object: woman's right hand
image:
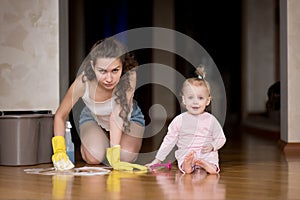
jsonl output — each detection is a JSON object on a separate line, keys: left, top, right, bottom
{"left": 52, "top": 136, "right": 74, "bottom": 171}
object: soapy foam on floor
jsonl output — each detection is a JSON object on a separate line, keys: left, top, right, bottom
{"left": 24, "top": 166, "right": 111, "bottom": 176}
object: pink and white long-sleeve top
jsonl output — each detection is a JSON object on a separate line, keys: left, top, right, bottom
{"left": 155, "top": 112, "right": 226, "bottom": 173}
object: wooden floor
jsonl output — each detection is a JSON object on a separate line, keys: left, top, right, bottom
{"left": 0, "top": 126, "right": 299, "bottom": 200}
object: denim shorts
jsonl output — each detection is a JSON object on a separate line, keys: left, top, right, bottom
{"left": 79, "top": 100, "right": 145, "bottom": 128}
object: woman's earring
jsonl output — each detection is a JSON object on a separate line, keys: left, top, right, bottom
{"left": 90, "top": 61, "right": 94, "bottom": 70}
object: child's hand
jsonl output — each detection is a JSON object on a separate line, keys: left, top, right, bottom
{"left": 201, "top": 143, "right": 214, "bottom": 153}
{"left": 145, "top": 159, "right": 161, "bottom": 168}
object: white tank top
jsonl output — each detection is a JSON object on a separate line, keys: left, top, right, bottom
{"left": 81, "top": 81, "right": 116, "bottom": 131}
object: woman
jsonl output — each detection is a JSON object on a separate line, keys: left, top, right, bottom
{"left": 52, "top": 38, "right": 146, "bottom": 171}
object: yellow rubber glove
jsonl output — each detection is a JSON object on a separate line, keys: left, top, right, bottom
{"left": 52, "top": 136, "right": 74, "bottom": 171}
{"left": 106, "top": 145, "right": 147, "bottom": 171}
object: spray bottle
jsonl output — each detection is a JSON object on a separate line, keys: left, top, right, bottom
{"left": 65, "top": 121, "right": 75, "bottom": 164}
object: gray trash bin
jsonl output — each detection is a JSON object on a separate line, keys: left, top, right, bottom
{"left": 0, "top": 111, "right": 54, "bottom": 166}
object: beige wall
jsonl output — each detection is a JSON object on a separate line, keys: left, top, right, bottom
{"left": 280, "top": 0, "right": 300, "bottom": 143}
{"left": 0, "top": 0, "right": 59, "bottom": 113}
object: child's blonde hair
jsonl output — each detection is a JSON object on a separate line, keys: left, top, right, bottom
{"left": 182, "top": 66, "right": 211, "bottom": 95}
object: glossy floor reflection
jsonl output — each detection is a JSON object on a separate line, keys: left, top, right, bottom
{"left": 0, "top": 130, "right": 299, "bottom": 200}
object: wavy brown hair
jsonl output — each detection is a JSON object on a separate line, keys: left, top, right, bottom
{"left": 82, "top": 37, "right": 138, "bottom": 132}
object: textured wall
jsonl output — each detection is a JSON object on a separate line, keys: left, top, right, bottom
{"left": 287, "top": 0, "right": 300, "bottom": 141}
{"left": 243, "top": 0, "right": 277, "bottom": 113}
{"left": 0, "top": 0, "right": 59, "bottom": 113}
{"left": 280, "top": 0, "right": 300, "bottom": 143}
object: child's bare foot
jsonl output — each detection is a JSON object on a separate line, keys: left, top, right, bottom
{"left": 182, "top": 151, "right": 195, "bottom": 174}
{"left": 194, "top": 159, "right": 218, "bottom": 174}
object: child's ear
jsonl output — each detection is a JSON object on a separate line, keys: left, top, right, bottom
{"left": 182, "top": 96, "right": 186, "bottom": 105}
{"left": 206, "top": 96, "right": 211, "bottom": 106}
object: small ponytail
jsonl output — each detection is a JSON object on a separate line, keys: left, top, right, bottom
{"left": 195, "top": 66, "right": 206, "bottom": 80}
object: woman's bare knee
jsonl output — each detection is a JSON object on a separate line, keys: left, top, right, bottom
{"left": 79, "top": 121, "right": 109, "bottom": 164}
{"left": 120, "top": 150, "right": 139, "bottom": 162}
{"left": 120, "top": 130, "right": 143, "bottom": 162}
{"left": 120, "top": 138, "right": 142, "bottom": 162}
{"left": 81, "top": 145, "right": 104, "bottom": 164}
{"left": 84, "top": 157, "right": 101, "bottom": 165}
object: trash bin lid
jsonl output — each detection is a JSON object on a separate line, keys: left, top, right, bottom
{"left": 0, "top": 110, "right": 53, "bottom": 119}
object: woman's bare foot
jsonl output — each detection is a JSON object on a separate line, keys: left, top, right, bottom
{"left": 194, "top": 159, "right": 218, "bottom": 174}
{"left": 182, "top": 151, "right": 195, "bottom": 174}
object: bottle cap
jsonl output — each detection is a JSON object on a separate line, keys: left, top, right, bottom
{"left": 66, "top": 121, "right": 72, "bottom": 129}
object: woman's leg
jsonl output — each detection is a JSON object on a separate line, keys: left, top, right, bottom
{"left": 120, "top": 122, "right": 144, "bottom": 162}
{"left": 80, "top": 121, "right": 110, "bottom": 164}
